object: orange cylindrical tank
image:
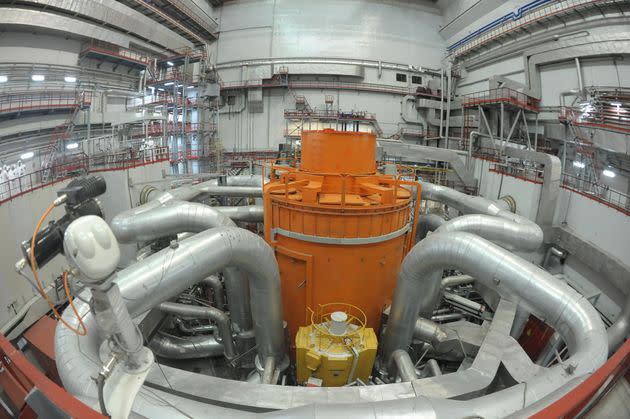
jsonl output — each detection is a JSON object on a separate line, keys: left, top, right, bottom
{"left": 263, "top": 129, "right": 420, "bottom": 343}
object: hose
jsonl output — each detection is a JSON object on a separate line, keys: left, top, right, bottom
{"left": 30, "top": 201, "right": 87, "bottom": 335}
{"left": 96, "top": 375, "right": 110, "bottom": 417}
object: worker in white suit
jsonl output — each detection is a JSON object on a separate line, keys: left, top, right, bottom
{"left": 8, "top": 164, "right": 17, "bottom": 195}
{"left": 18, "top": 160, "right": 29, "bottom": 189}
{"left": 0, "top": 165, "right": 8, "bottom": 199}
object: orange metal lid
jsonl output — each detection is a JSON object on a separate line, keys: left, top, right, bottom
{"left": 300, "top": 129, "right": 376, "bottom": 175}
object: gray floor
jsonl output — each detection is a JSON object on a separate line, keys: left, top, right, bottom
{"left": 587, "top": 377, "right": 630, "bottom": 418}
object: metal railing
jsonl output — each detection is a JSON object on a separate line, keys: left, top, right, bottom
{"left": 0, "top": 147, "right": 169, "bottom": 206}
{"left": 0, "top": 91, "right": 91, "bottom": 115}
{"left": 284, "top": 109, "right": 377, "bottom": 121}
{"left": 80, "top": 40, "right": 151, "bottom": 66}
{"left": 473, "top": 148, "right": 629, "bottom": 216}
{"left": 559, "top": 105, "right": 630, "bottom": 135}
{"left": 562, "top": 173, "right": 630, "bottom": 215}
{"left": 449, "top": 0, "right": 613, "bottom": 58}
{"left": 129, "top": 122, "right": 216, "bottom": 138}
{"left": 220, "top": 79, "right": 441, "bottom": 98}
{"left": 462, "top": 88, "right": 540, "bottom": 112}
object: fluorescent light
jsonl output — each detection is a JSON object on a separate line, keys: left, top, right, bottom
{"left": 157, "top": 88, "right": 165, "bottom": 92}
{"left": 611, "top": 102, "right": 622, "bottom": 107}
{"left": 31, "top": 74, "right": 45, "bottom": 82}
{"left": 167, "top": 61, "right": 174, "bottom": 66}
{"left": 187, "top": 85, "right": 195, "bottom": 89}
{"left": 66, "top": 142, "right": 79, "bottom": 150}
{"left": 64, "top": 76, "right": 77, "bottom": 83}
{"left": 164, "top": 82, "right": 175, "bottom": 86}
{"left": 20, "top": 151, "right": 34, "bottom": 159}
{"left": 602, "top": 169, "right": 616, "bottom": 178}
{"left": 573, "top": 161, "right": 585, "bottom": 169}
{"left": 0, "top": 75, "right": 7, "bottom": 83}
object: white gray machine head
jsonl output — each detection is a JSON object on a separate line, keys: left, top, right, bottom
{"left": 63, "top": 215, "right": 120, "bottom": 284}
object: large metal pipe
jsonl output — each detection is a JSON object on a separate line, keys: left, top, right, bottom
{"left": 142, "top": 175, "right": 263, "bottom": 203}
{"left": 195, "top": 185, "right": 262, "bottom": 197}
{"left": 441, "top": 274, "right": 474, "bottom": 290}
{"left": 435, "top": 214, "right": 541, "bottom": 251}
{"left": 420, "top": 181, "right": 543, "bottom": 251}
{"left": 111, "top": 201, "right": 253, "bottom": 335}
{"left": 159, "top": 302, "right": 237, "bottom": 360}
{"left": 425, "top": 359, "right": 442, "bottom": 377}
{"left": 413, "top": 318, "right": 448, "bottom": 348}
{"left": 391, "top": 350, "right": 417, "bottom": 382}
{"left": 415, "top": 212, "right": 446, "bottom": 242}
{"left": 112, "top": 201, "right": 236, "bottom": 243}
{"left": 149, "top": 333, "right": 224, "bottom": 359}
{"left": 211, "top": 205, "right": 264, "bottom": 223}
{"left": 55, "top": 226, "right": 286, "bottom": 398}
{"left": 202, "top": 275, "right": 225, "bottom": 309}
{"left": 381, "top": 232, "right": 607, "bottom": 379}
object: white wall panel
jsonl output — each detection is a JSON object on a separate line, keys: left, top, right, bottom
{"left": 0, "top": 32, "right": 80, "bottom": 67}
{"left": 0, "top": 162, "right": 168, "bottom": 329}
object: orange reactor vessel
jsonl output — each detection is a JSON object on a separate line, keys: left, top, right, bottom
{"left": 263, "top": 129, "right": 420, "bottom": 343}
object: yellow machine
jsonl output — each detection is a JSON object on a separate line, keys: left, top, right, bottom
{"left": 295, "top": 304, "right": 378, "bottom": 387}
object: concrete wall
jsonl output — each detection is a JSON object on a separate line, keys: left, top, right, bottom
{"left": 474, "top": 157, "right": 630, "bottom": 317}
{"left": 214, "top": 0, "right": 446, "bottom": 152}
{"left": 0, "top": 161, "right": 168, "bottom": 330}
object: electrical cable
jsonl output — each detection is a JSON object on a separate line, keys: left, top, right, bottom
{"left": 96, "top": 375, "right": 110, "bottom": 417}
{"left": 30, "top": 201, "right": 87, "bottom": 335}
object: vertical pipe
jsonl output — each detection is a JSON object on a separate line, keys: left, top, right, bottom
{"left": 534, "top": 114, "right": 539, "bottom": 151}
{"left": 444, "top": 65, "right": 452, "bottom": 148}
{"left": 392, "top": 350, "right": 417, "bottom": 382}
{"left": 425, "top": 359, "right": 442, "bottom": 377}
{"left": 500, "top": 102, "right": 504, "bottom": 148}
{"left": 575, "top": 57, "right": 584, "bottom": 94}
{"left": 439, "top": 69, "right": 444, "bottom": 139}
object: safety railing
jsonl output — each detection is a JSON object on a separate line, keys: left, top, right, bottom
{"left": 0, "top": 91, "right": 91, "bottom": 115}
{"left": 559, "top": 105, "right": 630, "bottom": 135}
{"left": 562, "top": 173, "right": 630, "bottom": 216}
{"left": 448, "top": 0, "right": 611, "bottom": 58}
{"left": 220, "top": 79, "right": 441, "bottom": 98}
{"left": 0, "top": 147, "right": 169, "bottom": 206}
{"left": 462, "top": 88, "right": 540, "bottom": 112}
{"left": 79, "top": 40, "right": 151, "bottom": 66}
{"left": 284, "top": 109, "right": 377, "bottom": 121}
{"left": 489, "top": 160, "right": 545, "bottom": 185}
{"left": 136, "top": 95, "right": 198, "bottom": 109}
{"left": 159, "top": 46, "right": 208, "bottom": 64}
{"left": 472, "top": 148, "right": 629, "bottom": 216}
{"left": 129, "top": 122, "right": 216, "bottom": 138}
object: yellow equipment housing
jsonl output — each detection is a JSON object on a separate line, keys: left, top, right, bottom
{"left": 295, "top": 304, "right": 378, "bottom": 387}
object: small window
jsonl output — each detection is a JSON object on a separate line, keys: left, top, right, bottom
{"left": 396, "top": 73, "right": 407, "bottom": 82}
{"left": 412, "top": 75, "right": 422, "bottom": 84}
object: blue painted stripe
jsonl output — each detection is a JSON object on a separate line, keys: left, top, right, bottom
{"left": 448, "top": 0, "right": 554, "bottom": 51}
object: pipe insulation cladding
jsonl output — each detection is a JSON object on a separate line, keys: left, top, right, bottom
{"left": 55, "top": 226, "right": 286, "bottom": 398}
{"left": 382, "top": 231, "right": 607, "bottom": 378}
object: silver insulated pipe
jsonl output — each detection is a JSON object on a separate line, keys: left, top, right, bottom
{"left": 55, "top": 226, "right": 286, "bottom": 399}
{"left": 111, "top": 201, "right": 254, "bottom": 335}
{"left": 381, "top": 231, "right": 607, "bottom": 374}
{"left": 420, "top": 181, "right": 543, "bottom": 251}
